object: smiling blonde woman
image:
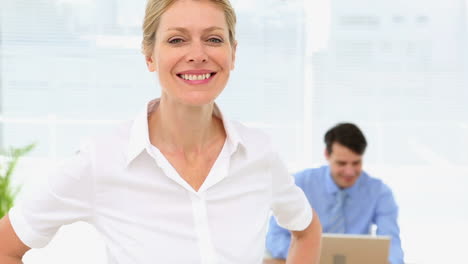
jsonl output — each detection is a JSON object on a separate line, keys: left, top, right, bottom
{"left": 0, "top": 1, "right": 322, "bottom": 263}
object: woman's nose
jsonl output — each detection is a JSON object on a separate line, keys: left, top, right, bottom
{"left": 186, "top": 42, "right": 208, "bottom": 63}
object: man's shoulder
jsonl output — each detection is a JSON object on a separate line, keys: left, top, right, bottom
{"left": 294, "top": 166, "right": 327, "bottom": 183}
{"left": 360, "top": 171, "right": 394, "bottom": 195}
{"left": 295, "top": 166, "right": 327, "bottom": 175}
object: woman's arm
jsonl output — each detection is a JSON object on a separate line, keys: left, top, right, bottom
{"left": 286, "top": 209, "right": 322, "bottom": 264}
{"left": 0, "top": 214, "right": 30, "bottom": 264}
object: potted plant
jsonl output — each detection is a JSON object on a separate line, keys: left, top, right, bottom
{"left": 0, "top": 143, "right": 35, "bottom": 218}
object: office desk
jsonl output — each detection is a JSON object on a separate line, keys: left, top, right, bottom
{"left": 263, "top": 258, "right": 286, "bottom": 264}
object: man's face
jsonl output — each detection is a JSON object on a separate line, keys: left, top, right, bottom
{"left": 326, "top": 142, "right": 363, "bottom": 189}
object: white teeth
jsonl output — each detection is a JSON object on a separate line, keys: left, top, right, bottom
{"left": 180, "top": 73, "right": 212, "bottom": 81}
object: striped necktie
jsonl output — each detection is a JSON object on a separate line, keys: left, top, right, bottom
{"left": 328, "top": 190, "right": 347, "bottom": 233}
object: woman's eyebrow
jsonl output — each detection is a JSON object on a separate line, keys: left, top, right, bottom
{"left": 202, "top": 26, "right": 225, "bottom": 33}
{"left": 165, "top": 27, "right": 189, "bottom": 33}
{"left": 165, "top": 26, "right": 225, "bottom": 33}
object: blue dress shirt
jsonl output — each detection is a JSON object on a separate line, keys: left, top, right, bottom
{"left": 266, "top": 166, "right": 404, "bottom": 264}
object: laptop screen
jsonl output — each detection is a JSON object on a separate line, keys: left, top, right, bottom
{"left": 320, "top": 233, "right": 391, "bottom": 264}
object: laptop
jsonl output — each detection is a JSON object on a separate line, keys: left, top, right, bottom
{"left": 320, "top": 233, "right": 391, "bottom": 264}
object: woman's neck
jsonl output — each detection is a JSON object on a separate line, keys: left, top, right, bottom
{"left": 148, "top": 97, "right": 225, "bottom": 155}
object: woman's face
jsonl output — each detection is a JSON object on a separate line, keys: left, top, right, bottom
{"left": 146, "top": 0, "right": 236, "bottom": 106}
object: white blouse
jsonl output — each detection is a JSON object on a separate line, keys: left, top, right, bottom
{"left": 10, "top": 98, "right": 312, "bottom": 264}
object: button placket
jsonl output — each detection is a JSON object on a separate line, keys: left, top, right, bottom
{"left": 190, "top": 192, "right": 216, "bottom": 264}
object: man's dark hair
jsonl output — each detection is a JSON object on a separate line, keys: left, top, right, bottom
{"left": 324, "top": 123, "right": 367, "bottom": 155}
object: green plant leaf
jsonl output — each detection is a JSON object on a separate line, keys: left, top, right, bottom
{"left": 0, "top": 143, "right": 35, "bottom": 218}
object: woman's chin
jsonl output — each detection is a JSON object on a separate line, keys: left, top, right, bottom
{"left": 174, "top": 91, "right": 221, "bottom": 107}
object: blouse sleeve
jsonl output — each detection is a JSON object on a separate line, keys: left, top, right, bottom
{"left": 270, "top": 152, "right": 312, "bottom": 231}
{"left": 9, "top": 143, "right": 95, "bottom": 248}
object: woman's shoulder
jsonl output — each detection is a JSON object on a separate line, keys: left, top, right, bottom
{"left": 227, "top": 119, "right": 273, "bottom": 149}
{"left": 78, "top": 120, "right": 133, "bottom": 157}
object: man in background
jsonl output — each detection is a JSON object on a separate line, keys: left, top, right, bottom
{"left": 265, "top": 123, "right": 404, "bottom": 264}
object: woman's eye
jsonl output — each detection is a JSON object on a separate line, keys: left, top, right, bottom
{"left": 208, "top": 38, "right": 223, "bottom": 43}
{"left": 168, "top": 38, "right": 184, "bottom": 44}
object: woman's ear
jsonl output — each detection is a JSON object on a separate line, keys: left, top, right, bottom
{"left": 146, "top": 55, "right": 157, "bottom": 72}
{"left": 230, "top": 40, "right": 237, "bottom": 70}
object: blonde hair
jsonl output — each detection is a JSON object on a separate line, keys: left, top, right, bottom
{"left": 142, "top": 0, "right": 237, "bottom": 57}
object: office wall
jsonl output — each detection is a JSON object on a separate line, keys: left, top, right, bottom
{"left": 1, "top": 0, "right": 467, "bottom": 263}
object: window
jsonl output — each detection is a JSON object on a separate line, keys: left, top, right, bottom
{"left": 1, "top": 0, "right": 466, "bottom": 263}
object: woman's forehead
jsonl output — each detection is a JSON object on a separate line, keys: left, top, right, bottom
{"left": 158, "top": 0, "right": 228, "bottom": 32}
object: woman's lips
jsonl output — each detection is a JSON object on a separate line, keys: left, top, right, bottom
{"left": 177, "top": 72, "right": 216, "bottom": 84}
